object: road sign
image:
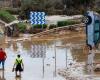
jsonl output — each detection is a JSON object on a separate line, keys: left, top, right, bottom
{"left": 30, "top": 12, "right": 46, "bottom": 25}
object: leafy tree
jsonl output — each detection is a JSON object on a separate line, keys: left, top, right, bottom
{"left": 19, "top": 0, "right": 46, "bottom": 19}
{"left": 63, "top": 0, "right": 95, "bottom": 15}
{"left": 18, "top": 0, "right": 96, "bottom": 16}
{"left": 65, "top": 0, "right": 95, "bottom": 9}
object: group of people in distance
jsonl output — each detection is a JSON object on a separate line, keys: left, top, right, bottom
{"left": 0, "top": 48, "right": 24, "bottom": 77}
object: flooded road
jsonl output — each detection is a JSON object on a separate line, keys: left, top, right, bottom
{"left": 0, "top": 38, "right": 84, "bottom": 80}
{"left": 1, "top": 29, "right": 100, "bottom": 80}
{"left": 1, "top": 40, "right": 68, "bottom": 80}
{"left": 1, "top": 38, "right": 99, "bottom": 80}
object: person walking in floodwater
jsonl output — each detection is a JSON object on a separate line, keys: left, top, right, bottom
{"left": 0, "top": 48, "right": 7, "bottom": 70}
{"left": 86, "top": 45, "right": 95, "bottom": 74}
{"left": 12, "top": 54, "right": 24, "bottom": 77}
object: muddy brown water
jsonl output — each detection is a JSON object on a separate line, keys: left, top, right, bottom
{"left": 0, "top": 30, "right": 100, "bottom": 80}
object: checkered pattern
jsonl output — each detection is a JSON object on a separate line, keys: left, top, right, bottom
{"left": 30, "top": 12, "right": 46, "bottom": 25}
{"left": 31, "top": 44, "right": 46, "bottom": 58}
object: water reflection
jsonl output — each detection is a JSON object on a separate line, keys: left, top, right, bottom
{"left": 4, "top": 39, "right": 100, "bottom": 79}
{"left": 17, "top": 42, "right": 24, "bottom": 54}
{"left": 30, "top": 44, "right": 46, "bottom": 58}
{"left": 0, "top": 70, "right": 5, "bottom": 80}
{"left": 2, "top": 29, "right": 100, "bottom": 80}
{"left": 15, "top": 77, "right": 21, "bottom": 80}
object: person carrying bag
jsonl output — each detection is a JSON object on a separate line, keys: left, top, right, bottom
{"left": 12, "top": 54, "right": 24, "bottom": 77}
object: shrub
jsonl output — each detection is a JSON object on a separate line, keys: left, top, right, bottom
{"left": 32, "top": 24, "right": 47, "bottom": 29}
{"left": 3, "top": 8, "right": 21, "bottom": 14}
{"left": 0, "top": 10, "right": 16, "bottom": 23}
{"left": 28, "top": 24, "right": 47, "bottom": 33}
{"left": 17, "top": 23, "right": 27, "bottom": 33}
{"left": 49, "top": 24, "right": 57, "bottom": 29}
{"left": 57, "top": 20, "right": 80, "bottom": 27}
